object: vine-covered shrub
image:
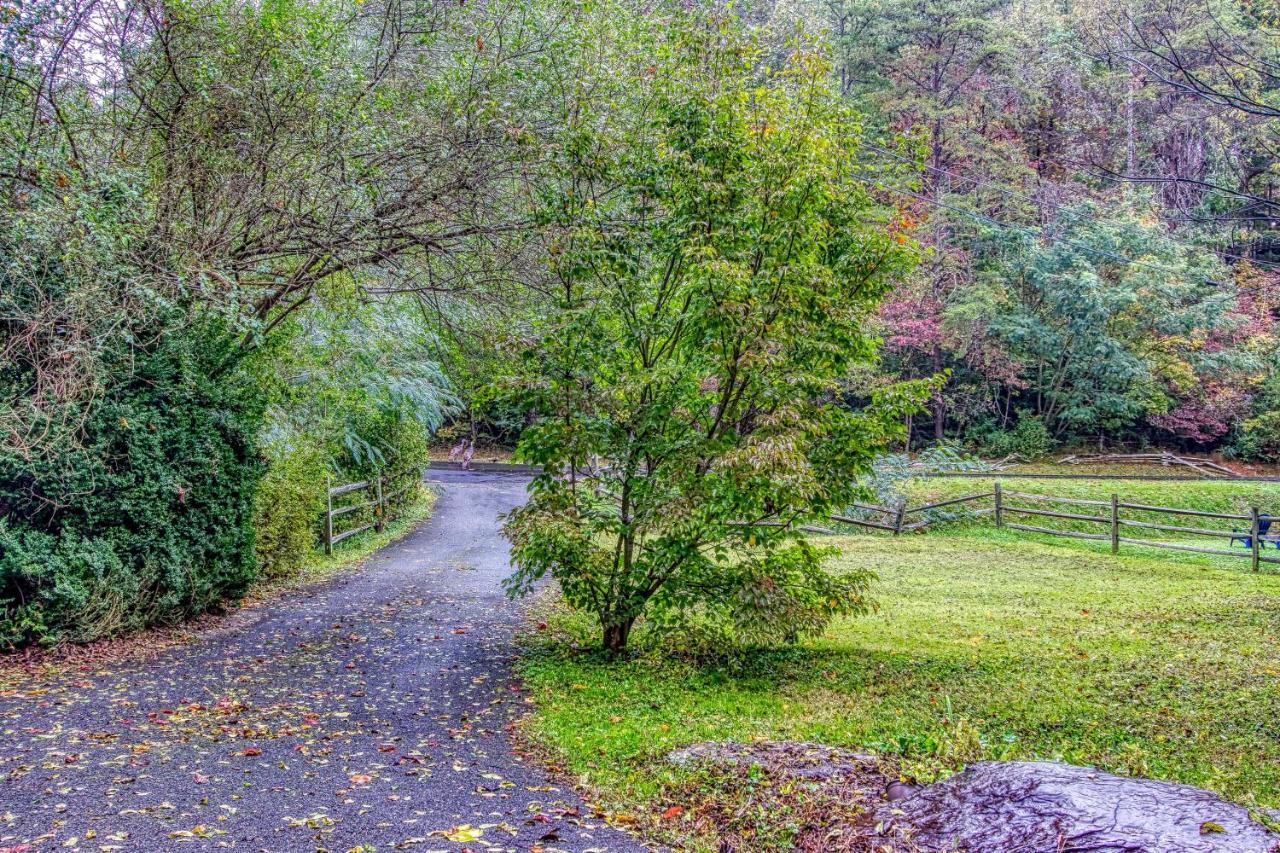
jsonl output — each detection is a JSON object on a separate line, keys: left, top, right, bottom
{"left": 253, "top": 442, "right": 327, "bottom": 580}
{"left": 0, "top": 321, "right": 264, "bottom": 647}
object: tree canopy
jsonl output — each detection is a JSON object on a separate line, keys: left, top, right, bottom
{"left": 501, "top": 11, "right": 926, "bottom": 651}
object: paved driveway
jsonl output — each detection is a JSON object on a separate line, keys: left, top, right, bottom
{"left": 0, "top": 470, "right": 644, "bottom": 852}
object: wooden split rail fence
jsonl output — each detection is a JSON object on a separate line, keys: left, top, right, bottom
{"left": 323, "top": 469, "right": 424, "bottom": 554}
{"left": 830, "top": 492, "right": 996, "bottom": 534}
{"left": 1057, "top": 452, "right": 1241, "bottom": 479}
{"left": 827, "top": 483, "right": 1279, "bottom": 572}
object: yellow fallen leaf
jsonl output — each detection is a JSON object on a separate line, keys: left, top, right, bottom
{"left": 434, "top": 824, "right": 483, "bottom": 843}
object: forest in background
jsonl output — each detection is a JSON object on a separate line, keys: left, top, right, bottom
{"left": 1, "top": 0, "right": 1277, "bottom": 646}
{"left": 819, "top": 0, "right": 1280, "bottom": 457}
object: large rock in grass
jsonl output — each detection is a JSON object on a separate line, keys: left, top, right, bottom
{"left": 876, "top": 761, "right": 1280, "bottom": 852}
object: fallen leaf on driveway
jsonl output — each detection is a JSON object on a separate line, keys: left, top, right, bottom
{"left": 433, "top": 824, "right": 483, "bottom": 843}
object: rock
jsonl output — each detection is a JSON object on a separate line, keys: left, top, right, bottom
{"left": 876, "top": 761, "right": 1280, "bottom": 852}
{"left": 885, "top": 780, "right": 921, "bottom": 802}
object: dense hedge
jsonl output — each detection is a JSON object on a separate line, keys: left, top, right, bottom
{"left": 0, "top": 322, "right": 265, "bottom": 647}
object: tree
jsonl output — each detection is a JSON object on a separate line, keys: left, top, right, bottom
{"left": 1076, "top": 0, "right": 1280, "bottom": 247}
{"left": 259, "top": 296, "right": 457, "bottom": 471}
{"left": 0, "top": 0, "right": 542, "bottom": 644}
{"left": 0, "top": 0, "right": 552, "bottom": 393}
{"left": 988, "top": 202, "right": 1253, "bottom": 438}
{"left": 502, "top": 11, "right": 925, "bottom": 653}
{"left": 822, "top": 0, "right": 1038, "bottom": 442}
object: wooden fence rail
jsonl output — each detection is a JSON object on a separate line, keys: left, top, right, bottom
{"left": 829, "top": 491, "right": 993, "bottom": 534}
{"left": 824, "top": 482, "right": 1278, "bottom": 571}
{"left": 323, "top": 468, "right": 425, "bottom": 554}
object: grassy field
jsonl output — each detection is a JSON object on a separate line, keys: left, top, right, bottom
{"left": 903, "top": 475, "right": 1280, "bottom": 515}
{"left": 858, "top": 477, "right": 1280, "bottom": 563}
{"left": 517, "top": 530, "right": 1280, "bottom": 842}
{"left": 1000, "top": 461, "right": 1280, "bottom": 477}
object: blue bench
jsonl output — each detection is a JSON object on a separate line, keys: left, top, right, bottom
{"left": 1231, "top": 514, "right": 1273, "bottom": 549}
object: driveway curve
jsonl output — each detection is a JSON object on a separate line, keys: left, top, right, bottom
{"left": 0, "top": 470, "right": 644, "bottom": 852}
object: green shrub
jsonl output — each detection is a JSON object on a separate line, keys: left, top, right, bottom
{"left": 0, "top": 319, "right": 265, "bottom": 647}
{"left": 972, "top": 414, "right": 1055, "bottom": 459}
{"left": 1232, "top": 411, "right": 1280, "bottom": 462}
{"left": 344, "top": 411, "right": 430, "bottom": 509}
{"left": 254, "top": 443, "right": 327, "bottom": 580}
{"left": 0, "top": 526, "right": 132, "bottom": 644}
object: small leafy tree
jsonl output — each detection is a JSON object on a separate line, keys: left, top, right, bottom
{"left": 503, "top": 13, "right": 925, "bottom": 653}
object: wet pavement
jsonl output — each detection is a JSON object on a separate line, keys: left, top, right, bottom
{"left": 0, "top": 470, "right": 644, "bottom": 852}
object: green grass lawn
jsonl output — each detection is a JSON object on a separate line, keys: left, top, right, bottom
{"left": 999, "top": 460, "right": 1269, "bottom": 477}
{"left": 903, "top": 476, "right": 1280, "bottom": 516}
{"left": 858, "top": 477, "right": 1280, "bottom": 560}
{"left": 517, "top": 531, "right": 1280, "bottom": 834}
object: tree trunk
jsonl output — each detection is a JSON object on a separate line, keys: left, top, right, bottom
{"left": 602, "top": 619, "right": 635, "bottom": 654}
{"left": 933, "top": 346, "right": 945, "bottom": 441}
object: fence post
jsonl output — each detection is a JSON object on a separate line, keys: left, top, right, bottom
{"left": 324, "top": 475, "right": 333, "bottom": 555}
{"left": 375, "top": 473, "right": 385, "bottom": 533}
{"left": 994, "top": 481, "right": 1003, "bottom": 528}
{"left": 1110, "top": 494, "right": 1119, "bottom": 555}
{"left": 1252, "top": 507, "right": 1261, "bottom": 572}
{"left": 893, "top": 503, "right": 906, "bottom": 536}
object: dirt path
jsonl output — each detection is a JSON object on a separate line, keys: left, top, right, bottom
{"left": 0, "top": 470, "right": 644, "bottom": 852}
